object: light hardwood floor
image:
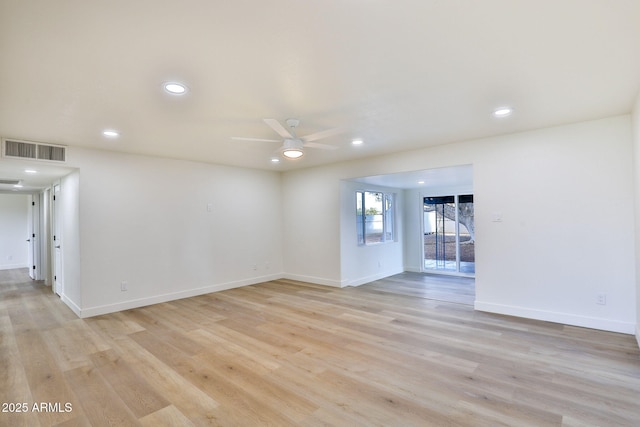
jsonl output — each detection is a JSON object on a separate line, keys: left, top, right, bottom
{"left": 1, "top": 268, "right": 639, "bottom": 426}
{"left": 365, "top": 272, "right": 475, "bottom": 305}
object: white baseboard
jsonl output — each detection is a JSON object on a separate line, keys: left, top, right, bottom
{"left": 283, "top": 273, "right": 343, "bottom": 288}
{"left": 0, "top": 263, "right": 28, "bottom": 271}
{"left": 343, "top": 268, "right": 405, "bottom": 288}
{"left": 61, "top": 294, "right": 82, "bottom": 317}
{"left": 78, "top": 273, "right": 284, "bottom": 318}
{"left": 636, "top": 328, "right": 640, "bottom": 349}
{"left": 475, "top": 301, "right": 636, "bottom": 335}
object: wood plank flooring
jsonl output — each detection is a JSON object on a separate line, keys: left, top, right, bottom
{"left": 365, "top": 272, "right": 475, "bottom": 305}
{"left": 1, "top": 268, "right": 639, "bottom": 426}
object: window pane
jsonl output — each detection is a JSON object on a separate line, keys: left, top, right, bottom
{"left": 356, "top": 192, "right": 364, "bottom": 245}
{"left": 384, "top": 194, "right": 394, "bottom": 241}
{"left": 365, "top": 192, "right": 383, "bottom": 244}
{"left": 457, "top": 195, "right": 475, "bottom": 274}
{"left": 356, "top": 191, "right": 395, "bottom": 245}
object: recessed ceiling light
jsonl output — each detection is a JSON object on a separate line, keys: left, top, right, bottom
{"left": 14, "top": 184, "right": 23, "bottom": 188}
{"left": 418, "top": 181, "right": 425, "bottom": 184}
{"left": 352, "top": 139, "right": 364, "bottom": 146}
{"left": 163, "top": 82, "right": 188, "bottom": 95}
{"left": 493, "top": 107, "right": 513, "bottom": 118}
{"left": 103, "top": 130, "right": 119, "bottom": 137}
{"left": 24, "top": 169, "right": 37, "bottom": 174}
{"left": 271, "top": 158, "right": 280, "bottom": 163}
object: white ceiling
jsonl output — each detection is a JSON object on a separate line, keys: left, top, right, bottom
{"left": 350, "top": 164, "right": 473, "bottom": 190}
{"left": 1, "top": 1, "right": 639, "bottom": 191}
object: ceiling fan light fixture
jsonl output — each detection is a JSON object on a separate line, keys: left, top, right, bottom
{"left": 282, "top": 148, "right": 304, "bottom": 159}
{"left": 282, "top": 138, "right": 304, "bottom": 159}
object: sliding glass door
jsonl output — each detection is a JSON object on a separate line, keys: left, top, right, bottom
{"left": 423, "top": 194, "right": 474, "bottom": 275}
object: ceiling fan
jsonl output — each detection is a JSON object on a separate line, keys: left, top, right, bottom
{"left": 232, "top": 118, "right": 343, "bottom": 159}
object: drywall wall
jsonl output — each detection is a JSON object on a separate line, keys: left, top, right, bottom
{"left": 66, "top": 148, "right": 283, "bottom": 316}
{"left": 282, "top": 115, "right": 636, "bottom": 333}
{"left": 0, "top": 193, "right": 29, "bottom": 270}
{"left": 58, "top": 171, "right": 82, "bottom": 313}
{"left": 632, "top": 90, "right": 640, "bottom": 346}
{"left": 339, "top": 180, "right": 404, "bottom": 286}
{"left": 282, "top": 165, "right": 342, "bottom": 286}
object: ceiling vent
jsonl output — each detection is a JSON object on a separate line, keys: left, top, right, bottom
{"left": 2, "top": 138, "right": 66, "bottom": 162}
{"left": 0, "top": 179, "right": 21, "bottom": 185}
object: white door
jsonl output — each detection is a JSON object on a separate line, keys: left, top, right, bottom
{"left": 27, "top": 194, "right": 36, "bottom": 279}
{"left": 52, "top": 184, "right": 63, "bottom": 296}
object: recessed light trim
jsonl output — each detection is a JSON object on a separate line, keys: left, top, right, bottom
{"left": 163, "top": 82, "right": 188, "bottom": 95}
{"left": 493, "top": 107, "right": 513, "bottom": 118}
{"left": 103, "top": 130, "right": 120, "bottom": 138}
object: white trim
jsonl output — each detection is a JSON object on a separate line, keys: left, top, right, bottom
{"left": 283, "top": 273, "right": 344, "bottom": 288}
{"left": 0, "top": 263, "right": 29, "bottom": 270}
{"left": 344, "top": 268, "right": 405, "bottom": 287}
{"left": 475, "top": 301, "right": 635, "bottom": 335}
{"left": 77, "top": 273, "right": 283, "bottom": 318}
{"left": 61, "top": 294, "right": 82, "bottom": 317}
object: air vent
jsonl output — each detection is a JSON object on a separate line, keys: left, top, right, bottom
{"left": 0, "top": 179, "right": 21, "bottom": 185}
{"left": 2, "top": 138, "right": 66, "bottom": 163}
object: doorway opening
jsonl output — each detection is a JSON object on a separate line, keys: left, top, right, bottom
{"left": 423, "top": 194, "right": 474, "bottom": 275}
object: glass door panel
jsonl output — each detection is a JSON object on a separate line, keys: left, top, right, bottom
{"left": 424, "top": 194, "right": 475, "bottom": 275}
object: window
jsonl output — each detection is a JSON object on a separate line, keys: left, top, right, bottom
{"left": 356, "top": 191, "right": 395, "bottom": 245}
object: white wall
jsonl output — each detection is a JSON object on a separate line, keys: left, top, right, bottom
{"left": 0, "top": 193, "right": 29, "bottom": 270}
{"left": 632, "top": 90, "right": 640, "bottom": 346}
{"left": 473, "top": 117, "right": 634, "bottom": 333}
{"left": 66, "top": 148, "right": 283, "bottom": 317}
{"left": 283, "top": 115, "right": 636, "bottom": 334}
{"left": 59, "top": 171, "right": 82, "bottom": 313}
{"left": 339, "top": 180, "right": 404, "bottom": 286}
{"left": 281, "top": 166, "right": 343, "bottom": 286}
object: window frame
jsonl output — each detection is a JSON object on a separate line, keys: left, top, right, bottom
{"left": 356, "top": 190, "right": 396, "bottom": 245}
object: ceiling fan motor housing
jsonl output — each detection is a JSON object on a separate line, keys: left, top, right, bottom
{"left": 283, "top": 139, "right": 303, "bottom": 150}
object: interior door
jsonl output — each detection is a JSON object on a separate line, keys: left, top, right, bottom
{"left": 27, "top": 194, "right": 36, "bottom": 279}
{"left": 52, "top": 184, "right": 63, "bottom": 296}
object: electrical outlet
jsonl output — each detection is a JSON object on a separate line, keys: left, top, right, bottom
{"left": 596, "top": 292, "right": 606, "bottom": 305}
{"left": 121, "top": 281, "right": 128, "bottom": 292}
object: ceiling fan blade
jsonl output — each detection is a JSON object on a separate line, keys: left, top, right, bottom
{"left": 231, "top": 137, "right": 281, "bottom": 143}
{"left": 301, "top": 126, "right": 345, "bottom": 142}
{"left": 264, "top": 119, "right": 293, "bottom": 139}
{"left": 303, "top": 141, "right": 338, "bottom": 150}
